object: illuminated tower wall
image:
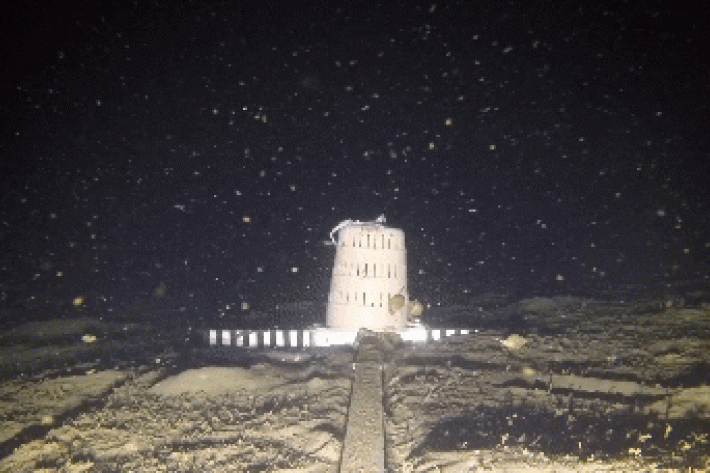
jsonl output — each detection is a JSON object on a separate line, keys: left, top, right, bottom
{"left": 326, "top": 219, "right": 408, "bottom": 332}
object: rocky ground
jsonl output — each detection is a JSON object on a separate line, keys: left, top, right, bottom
{"left": 0, "top": 295, "right": 709, "bottom": 472}
{"left": 386, "top": 296, "right": 710, "bottom": 472}
{"left": 0, "top": 317, "right": 352, "bottom": 473}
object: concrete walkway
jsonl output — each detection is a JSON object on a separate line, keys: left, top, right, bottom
{"left": 340, "top": 338, "right": 386, "bottom": 472}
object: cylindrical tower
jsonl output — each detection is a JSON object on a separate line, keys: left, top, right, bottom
{"left": 326, "top": 216, "right": 408, "bottom": 331}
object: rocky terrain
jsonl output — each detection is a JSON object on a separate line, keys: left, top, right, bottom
{"left": 385, "top": 296, "right": 710, "bottom": 472}
{"left": 0, "top": 295, "right": 709, "bottom": 472}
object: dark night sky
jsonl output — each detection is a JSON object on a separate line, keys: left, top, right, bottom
{"left": 1, "top": 0, "right": 708, "bottom": 325}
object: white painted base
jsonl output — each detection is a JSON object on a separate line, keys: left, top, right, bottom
{"left": 205, "top": 324, "right": 472, "bottom": 348}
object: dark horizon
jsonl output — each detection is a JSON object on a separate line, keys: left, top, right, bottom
{"left": 1, "top": 0, "right": 708, "bottom": 326}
